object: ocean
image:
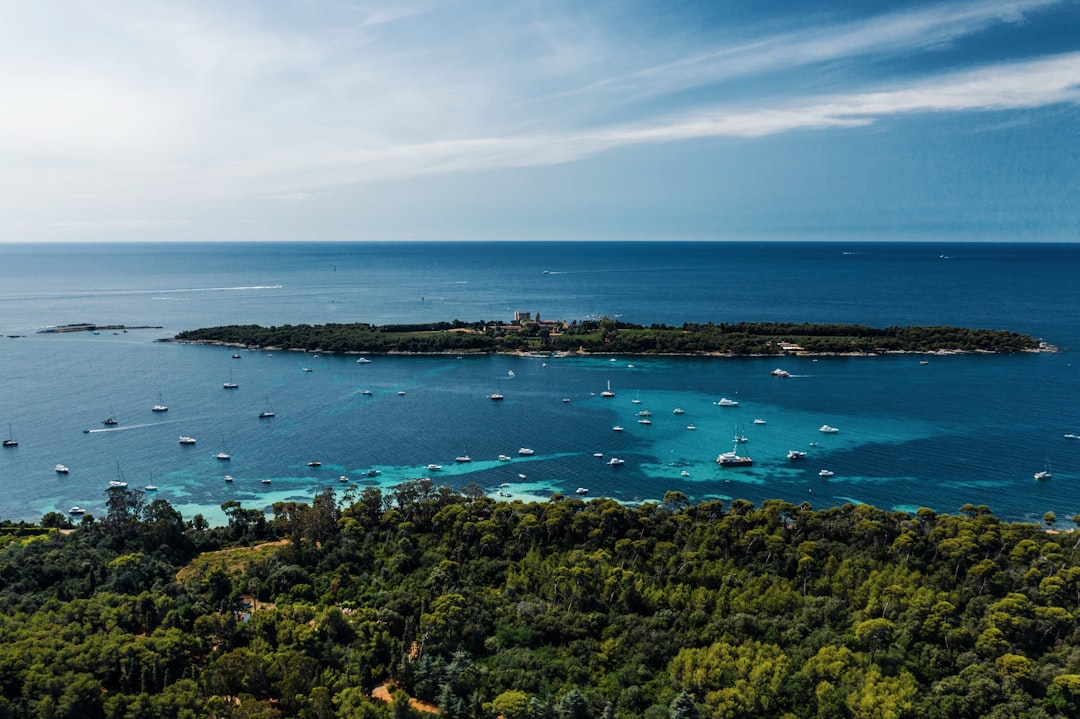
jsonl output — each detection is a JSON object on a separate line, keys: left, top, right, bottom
{"left": 1, "top": 241, "right": 1078, "bottom": 526}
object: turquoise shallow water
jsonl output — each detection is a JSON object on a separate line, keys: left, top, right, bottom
{"left": 1, "top": 241, "right": 1079, "bottom": 525}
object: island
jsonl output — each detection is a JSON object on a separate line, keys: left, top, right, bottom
{"left": 38, "top": 323, "right": 163, "bottom": 333}
{"left": 163, "top": 316, "right": 1043, "bottom": 356}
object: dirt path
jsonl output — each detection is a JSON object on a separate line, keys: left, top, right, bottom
{"left": 372, "top": 683, "right": 439, "bottom": 714}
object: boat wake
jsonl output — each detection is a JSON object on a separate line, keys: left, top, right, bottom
{"left": 85, "top": 418, "right": 192, "bottom": 433}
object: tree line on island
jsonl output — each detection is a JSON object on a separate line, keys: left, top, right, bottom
{"left": 2, "top": 483, "right": 1080, "bottom": 718}
{"left": 166, "top": 319, "right": 1040, "bottom": 356}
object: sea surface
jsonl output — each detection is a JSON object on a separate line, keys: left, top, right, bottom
{"left": 1, "top": 241, "right": 1079, "bottom": 526}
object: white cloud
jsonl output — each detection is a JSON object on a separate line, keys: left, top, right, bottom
{"left": 0, "top": 0, "right": 1076, "bottom": 234}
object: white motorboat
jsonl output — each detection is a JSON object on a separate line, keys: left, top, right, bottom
{"left": 498, "top": 454, "right": 512, "bottom": 461}
{"left": 680, "top": 470, "right": 690, "bottom": 477}
{"left": 753, "top": 418, "right": 766, "bottom": 425}
{"left": 1035, "top": 459, "right": 1053, "bottom": 481}
{"left": 607, "top": 457, "right": 624, "bottom": 466}
{"left": 490, "top": 393, "right": 504, "bottom": 401}
{"left": 178, "top": 436, "right": 196, "bottom": 444}
{"left": 109, "top": 480, "right": 127, "bottom": 488}
{"left": 576, "top": 487, "right": 590, "bottom": 494}
{"left": 787, "top": 450, "right": 807, "bottom": 460}
{"left": 612, "top": 426, "right": 624, "bottom": 432}
{"left": 638, "top": 419, "right": 652, "bottom": 425}
{"left": 68, "top": 506, "right": 85, "bottom": 514}
{"left": 686, "top": 424, "right": 696, "bottom": 430}
{"left": 224, "top": 475, "right": 234, "bottom": 482}
{"left": 356, "top": 357, "right": 372, "bottom": 364}
{"left": 455, "top": 455, "right": 472, "bottom": 463}
{"left": 819, "top": 425, "right": 839, "bottom": 433}
{"left": 673, "top": 408, "right": 685, "bottom": 415}
{"left": 518, "top": 448, "right": 535, "bottom": 456}
{"left": 818, "top": 469, "right": 834, "bottom": 478}
{"left": 55, "top": 464, "right": 70, "bottom": 474}
{"left": 427, "top": 464, "right": 443, "bottom": 471}
{"left": 771, "top": 368, "right": 790, "bottom": 377}
{"left": 717, "top": 398, "right": 739, "bottom": 407}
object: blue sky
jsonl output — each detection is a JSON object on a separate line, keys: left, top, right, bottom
{"left": 2, "top": 0, "right": 1078, "bottom": 242}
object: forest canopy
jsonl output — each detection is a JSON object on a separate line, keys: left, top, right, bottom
{"left": 165, "top": 319, "right": 1042, "bottom": 356}
{"left": 1, "top": 485, "right": 1080, "bottom": 718}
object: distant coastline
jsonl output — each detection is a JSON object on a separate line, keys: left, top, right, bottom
{"left": 161, "top": 318, "right": 1047, "bottom": 357}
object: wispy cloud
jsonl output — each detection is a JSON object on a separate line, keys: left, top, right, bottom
{"left": 0, "top": 0, "right": 1076, "bottom": 236}
{"left": 571, "top": 0, "right": 1064, "bottom": 106}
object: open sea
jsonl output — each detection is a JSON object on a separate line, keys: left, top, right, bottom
{"left": 1, "top": 241, "right": 1079, "bottom": 526}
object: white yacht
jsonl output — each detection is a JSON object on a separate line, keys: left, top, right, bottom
{"left": 716, "top": 442, "right": 752, "bottom": 467}
{"left": 178, "top": 436, "right": 196, "bottom": 445}
{"left": 518, "top": 448, "right": 535, "bottom": 456}
{"left": 717, "top": 398, "right": 739, "bottom": 407}
{"left": 787, "top": 450, "right": 807, "bottom": 460}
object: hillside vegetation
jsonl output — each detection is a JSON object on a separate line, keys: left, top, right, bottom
{"left": 1, "top": 485, "right": 1080, "bottom": 718}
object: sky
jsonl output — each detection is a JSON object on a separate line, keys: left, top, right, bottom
{"left": 1, "top": 0, "right": 1078, "bottom": 243}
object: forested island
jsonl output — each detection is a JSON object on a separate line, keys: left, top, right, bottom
{"left": 3, "top": 485, "right": 1080, "bottom": 718}
{"left": 165, "top": 319, "right": 1042, "bottom": 356}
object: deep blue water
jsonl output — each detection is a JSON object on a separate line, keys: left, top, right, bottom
{"left": 1, "top": 241, "right": 1078, "bottom": 526}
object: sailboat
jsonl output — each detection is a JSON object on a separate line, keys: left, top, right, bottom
{"left": 216, "top": 440, "right": 231, "bottom": 461}
{"left": 601, "top": 380, "right": 615, "bottom": 398}
{"left": 223, "top": 367, "right": 238, "bottom": 390}
{"left": 151, "top": 391, "right": 168, "bottom": 412}
{"left": 2, "top": 423, "right": 16, "bottom": 448}
{"left": 109, "top": 462, "right": 128, "bottom": 488}
{"left": 258, "top": 397, "right": 276, "bottom": 418}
